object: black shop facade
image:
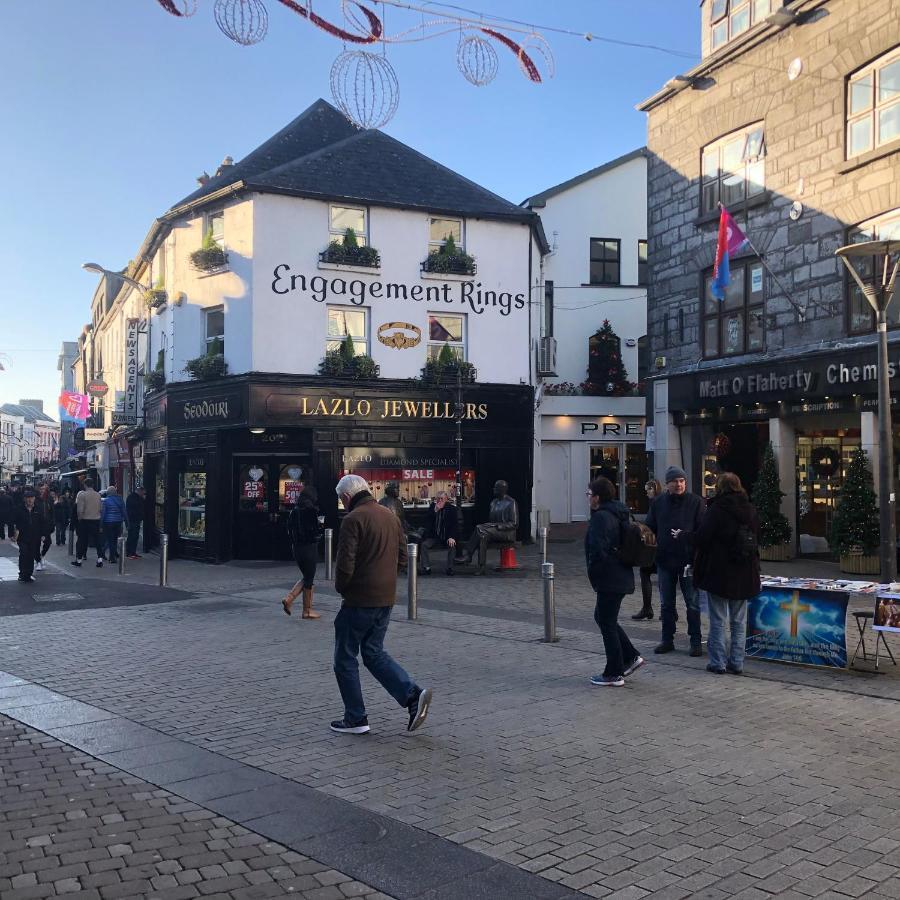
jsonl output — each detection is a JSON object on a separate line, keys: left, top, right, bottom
{"left": 142, "top": 374, "right": 533, "bottom": 563}
{"left": 661, "top": 339, "right": 900, "bottom": 550}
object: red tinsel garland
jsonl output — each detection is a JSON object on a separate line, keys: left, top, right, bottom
{"left": 155, "top": 0, "right": 184, "bottom": 15}
{"left": 275, "top": 0, "right": 383, "bottom": 43}
{"left": 480, "top": 28, "right": 541, "bottom": 83}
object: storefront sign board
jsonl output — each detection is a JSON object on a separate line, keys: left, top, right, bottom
{"left": 265, "top": 393, "right": 487, "bottom": 422}
{"left": 542, "top": 416, "right": 644, "bottom": 442}
{"left": 172, "top": 393, "right": 243, "bottom": 426}
{"left": 746, "top": 586, "right": 848, "bottom": 668}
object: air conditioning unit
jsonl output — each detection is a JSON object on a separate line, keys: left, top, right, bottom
{"left": 537, "top": 336, "right": 558, "bottom": 376}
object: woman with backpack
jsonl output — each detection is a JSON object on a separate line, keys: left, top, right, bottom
{"left": 282, "top": 485, "right": 323, "bottom": 619}
{"left": 693, "top": 472, "right": 761, "bottom": 675}
{"left": 584, "top": 476, "right": 644, "bottom": 687}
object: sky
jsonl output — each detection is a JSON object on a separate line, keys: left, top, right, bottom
{"left": 0, "top": 0, "right": 698, "bottom": 417}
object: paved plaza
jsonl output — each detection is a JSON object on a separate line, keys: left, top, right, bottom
{"left": 1, "top": 539, "right": 900, "bottom": 898}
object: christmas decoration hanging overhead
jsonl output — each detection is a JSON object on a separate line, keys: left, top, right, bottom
{"left": 330, "top": 50, "right": 400, "bottom": 130}
{"left": 214, "top": 0, "right": 269, "bottom": 45}
{"left": 456, "top": 32, "right": 499, "bottom": 87}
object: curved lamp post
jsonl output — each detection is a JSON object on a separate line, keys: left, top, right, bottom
{"left": 835, "top": 239, "right": 900, "bottom": 583}
{"left": 82, "top": 262, "right": 151, "bottom": 295}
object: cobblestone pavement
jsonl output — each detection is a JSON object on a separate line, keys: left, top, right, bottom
{"left": 2, "top": 573, "right": 900, "bottom": 898}
{"left": 0, "top": 715, "right": 389, "bottom": 900}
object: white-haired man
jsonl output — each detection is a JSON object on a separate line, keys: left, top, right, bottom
{"left": 330, "top": 474, "right": 433, "bottom": 735}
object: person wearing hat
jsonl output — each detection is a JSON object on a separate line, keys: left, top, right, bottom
{"left": 13, "top": 490, "right": 45, "bottom": 583}
{"left": 645, "top": 465, "right": 706, "bottom": 656}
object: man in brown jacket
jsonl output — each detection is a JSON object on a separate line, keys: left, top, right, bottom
{"left": 330, "top": 474, "right": 433, "bottom": 735}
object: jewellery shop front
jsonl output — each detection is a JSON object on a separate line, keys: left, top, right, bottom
{"left": 144, "top": 375, "right": 533, "bottom": 563}
{"left": 663, "top": 342, "right": 900, "bottom": 550}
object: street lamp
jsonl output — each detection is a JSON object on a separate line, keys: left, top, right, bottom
{"left": 836, "top": 239, "right": 900, "bottom": 583}
{"left": 82, "top": 262, "right": 151, "bottom": 295}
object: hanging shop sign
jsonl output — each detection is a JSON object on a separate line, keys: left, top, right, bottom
{"left": 86, "top": 380, "right": 109, "bottom": 397}
{"left": 271, "top": 265, "right": 526, "bottom": 317}
{"left": 377, "top": 321, "right": 422, "bottom": 349}
{"left": 122, "top": 318, "right": 139, "bottom": 424}
{"left": 84, "top": 428, "right": 107, "bottom": 443}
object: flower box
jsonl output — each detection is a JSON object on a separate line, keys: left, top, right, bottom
{"left": 839, "top": 550, "right": 880, "bottom": 575}
{"left": 759, "top": 542, "right": 793, "bottom": 561}
{"left": 190, "top": 245, "right": 228, "bottom": 273}
{"left": 144, "top": 289, "right": 168, "bottom": 309}
{"left": 319, "top": 244, "right": 380, "bottom": 268}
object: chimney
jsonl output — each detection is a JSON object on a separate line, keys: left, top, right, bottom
{"left": 196, "top": 171, "right": 211, "bottom": 187}
{"left": 215, "top": 155, "right": 234, "bottom": 177}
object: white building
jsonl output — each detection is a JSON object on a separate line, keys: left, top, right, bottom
{"left": 524, "top": 149, "right": 649, "bottom": 523}
{"left": 0, "top": 402, "right": 58, "bottom": 478}
{"left": 79, "top": 99, "right": 546, "bottom": 561}
{"left": 0, "top": 410, "right": 26, "bottom": 479}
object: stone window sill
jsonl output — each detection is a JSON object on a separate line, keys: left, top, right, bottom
{"left": 317, "top": 261, "right": 382, "bottom": 276}
{"left": 837, "top": 142, "right": 899, "bottom": 175}
{"left": 694, "top": 191, "right": 771, "bottom": 227}
{"left": 421, "top": 270, "right": 473, "bottom": 282}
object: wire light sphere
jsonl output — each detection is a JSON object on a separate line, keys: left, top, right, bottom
{"left": 330, "top": 50, "right": 400, "bottom": 130}
{"left": 456, "top": 32, "right": 499, "bottom": 87}
{"left": 214, "top": 0, "right": 269, "bottom": 46}
{"left": 518, "top": 32, "right": 555, "bottom": 81}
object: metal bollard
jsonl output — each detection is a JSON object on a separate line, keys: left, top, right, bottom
{"left": 407, "top": 543, "right": 418, "bottom": 620}
{"left": 159, "top": 533, "right": 169, "bottom": 586}
{"left": 67, "top": 526, "right": 74, "bottom": 557}
{"left": 324, "top": 528, "right": 334, "bottom": 581}
{"left": 117, "top": 536, "right": 126, "bottom": 575}
{"left": 539, "top": 526, "right": 549, "bottom": 566}
{"left": 542, "top": 562, "right": 558, "bottom": 643}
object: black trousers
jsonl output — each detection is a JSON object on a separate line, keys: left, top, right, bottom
{"left": 18, "top": 539, "right": 37, "bottom": 579}
{"left": 76, "top": 520, "right": 102, "bottom": 560}
{"left": 55, "top": 525, "right": 68, "bottom": 546}
{"left": 421, "top": 538, "right": 456, "bottom": 571}
{"left": 594, "top": 592, "right": 638, "bottom": 678}
{"left": 293, "top": 542, "right": 318, "bottom": 589}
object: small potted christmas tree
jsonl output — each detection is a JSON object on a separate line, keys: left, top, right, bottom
{"left": 583, "top": 320, "right": 635, "bottom": 396}
{"left": 752, "top": 443, "right": 793, "bottom": 561}
{"left": 830, "top": 447, "right": 880, "bottom": 574}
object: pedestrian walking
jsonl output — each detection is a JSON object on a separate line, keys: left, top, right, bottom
{"left": 330, "top": 474, "right": 432, "bottom": 735}
{"left": 646, "top": 466, "right": 705, "bottom": 656}
{"left": 0, "top": 487, "right": 12, "bottom": 541}
{"left": 13, "top": 490, "right": 44, "bottom": 583}
{"left": 282, "top": 485, "right": 323, "bottom": 619}
{"left": 72, "top": 478, "right": 103, "bottom": 568}
{"left": 421, "top": 491, "right": 459, "bottom": 576}
{"left": 125, "top": 487, "right": 145, "bottom": 559}
{"left": 585, "top": 477, "right": 644, "bottom": 687}
{"left": 632, "top": 478, "right": 662, "bottom": 621}
{"left": 101, "top": 485, "right": 127, "bottom": 564}
{"left": 53, "top": 490, "right": 71, "bottom": 546}
{"left": 693, "top": 473, "right": 760, "bottom": 675}
{"left": 34, "top": 485, "right": 54, "bottom": 569}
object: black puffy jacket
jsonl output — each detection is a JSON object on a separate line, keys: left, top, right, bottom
{"left": 585, "top": 500, "right": 636, "bottom": 596}
{"left": 693, "top": 492, "right": 761, "bottom": 601}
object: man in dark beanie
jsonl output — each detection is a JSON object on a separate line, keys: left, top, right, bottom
{"left": 645, "top": 465, "right": 706, "bottom": 656}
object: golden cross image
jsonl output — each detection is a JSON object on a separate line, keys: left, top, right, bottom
{"left": 779, "top": 591, "right": 811, "bottom": 638}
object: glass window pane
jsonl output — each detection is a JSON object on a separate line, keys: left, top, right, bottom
{"left": 604, "top": 241, "right": 619, "bottom": 260}
{"left": 749, "top": 264, "right": 764, "bottom": 300}
{"left": 878, "top": 102, "right": 900, "bottom": 146}
{"left": 208, "top": 212, "right": 224, "bottom": 245}
{"left": 178, "top": 471, "right": 207, "bottom": 541}
{"left": 427, "top": 343, "right": 463, "bottom": 361}
{"left": 705, "top": 276, "right": 720, "bottom": 314}
{"left": 430, "top": 218, "right": 462, "bottom": 244}
{"left": 849, "top": 286, "right": 873, "bottom": 333}
{"left": 590, "top": 261, "right": 606, "bottom": 283}
{"left": 638, "top": 240, "right": 648, "bottom": 263}
{"left": 702, "top": 181, "right": 719, "bottom": 213}
{"left": 724, "top": 268, "right": 745, "bottom": 310}
{"left": 205, "top": 309, "right": 224, "bottom": 339}
{"left": 744, "top": 127, "right": 764, "bottom": 160}
{"left": 607, "top": 263, "right": 620, "bottom": 285}
{"left": 878, "top": 59, "right": 899, "bottom": 104}
{"left": 748, "top": 307, "right": 764, "bottom": 350}
{"left": 876, "top": 215, "right": 900, "bottom": 241}
{"left": 327, "top": 307, "right": 366, "bottom": 338}
{"left": 850, "top": 74, "right": 874, "bottom": 114}
{"left": 731, "top": 5, "right": 750, "bottom": 35}
{"left": 722, "top": 171, "right": 746, "bottom": 206}
{"left": 331, "top": 206, "right": 366, "bottom": 235}
{"left": 849, "top": 117, "right": 873, "bottom": 155}
{"left": 711, "top": 20, "right": 728, "bottom": 48}
{"left": 704, "top": 318, "right": 719, "bottom": 357}
{"left": 429, "top": 314, "right": 463, "bottom": 342}
{"left": 747, "top": 159, "right": 765, "bottom": 196}
{"left": 752, "top": 0, "right": 769, "bottom": 22}
{"left": 722, "top": 138, "right": 744, "bottom": 172}
{"left": 711, "top": 0, "right": 728, "bottom": 22}
{"left": 702, "top": 149, "right": 719, "bottom": 181}
{"left": 723, "top": 313, "right": 744, "bottom": 354}
{"left": 238, "top": 463, "right": 267, "bottom": 512}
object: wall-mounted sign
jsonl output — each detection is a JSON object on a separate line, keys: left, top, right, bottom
{"left": 542, "top": 416, "right": 645, "bottom": 442}
{"left": 86, "top": 380, "right": 109, "bottom": 397}
{"left": 271, "top": 264, "right": 526, "bottom": 317}
{"left": 172, "top": 393, "right": 243, "bottom": 427}
{"left": 266, "top": 393, "right": 487, "bottom": 422}
{"left": 377, "top": 321, "right": 422, "bottom": 349}
{"left": 84, "top": 428, "right": 107, "bottom": 443}
{"left": 122, "top": 318, "right": 139, "bottom": 424}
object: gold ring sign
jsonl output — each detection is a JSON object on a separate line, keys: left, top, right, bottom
{"left": 377, "top": 321, "right": 422, "bottom": 350}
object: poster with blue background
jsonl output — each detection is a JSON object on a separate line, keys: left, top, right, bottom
{"left": 747, "top": 587, "right": 848, "bottom": 668}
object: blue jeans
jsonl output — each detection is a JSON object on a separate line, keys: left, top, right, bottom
{"left": 333, "top": 606, "right": 418, "bottom": 725}
{"left": 707, "top": 593, "right": 747, "bottom": 671}
{"left": 658, "top": 565, "right": 701, "bottom": 645}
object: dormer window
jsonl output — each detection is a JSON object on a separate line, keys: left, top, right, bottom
{"left": 710, "top": 0, "right": 771, "bottom": 52}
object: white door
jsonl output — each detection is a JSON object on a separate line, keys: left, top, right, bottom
{"left": 543, "top": 442, "right": 570, "bottom": 523}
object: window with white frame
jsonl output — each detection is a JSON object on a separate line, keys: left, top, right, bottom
{"left": 429, "top": 217, "right": 463, "bottom": 252}
{"left": 701, "top": 123, "right": 765, "bottom": 214}
{"left": 847, "top": 48, "right": 900, "bottom": 158}
{"left": 327, "top": 306, "right": 368, "bottom": 355}
{"left": 710, "top": 0, "right": 771, "bottom": 51}
{"left": 846, "top": 209, "right": 900, "bottom": 334}
{"left": 427, "top": 313, "right": 466, "bottom": 361}
{"left": 205, "top": 211, "right": 225, "bottom": 248}
{"left": 204, "top": 306, "right": 224, "bottom": 355}
{"left": 330, "top": 205, "right": 368, "bottom": 243}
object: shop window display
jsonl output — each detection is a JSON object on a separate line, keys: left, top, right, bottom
{"left": 154, "top": 457, "right": 166, "bottom": 532}
{"left": 279, "top": 463, "right": 307, "bottom": 511}
{"left": 178, "top": 471, "right": 207, "bottom": 541}
{"left": 797, "top": 434, "right": 860, "bottom": 541}
{"left": 238, "top": 463, "right": 268, "bottom": 512}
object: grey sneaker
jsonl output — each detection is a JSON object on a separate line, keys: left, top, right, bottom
{"left": 407, "top": 687, "right": 432, "bottom": 732}
{"left": 623, "top": 656, "right": 645, "bottom": 677}
{"left": 590, "top": 674, "right": 625, "bottom": 686}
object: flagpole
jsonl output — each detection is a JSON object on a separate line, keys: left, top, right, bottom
{"left": 718, "top": 203, "right": 807, "bottom": 322}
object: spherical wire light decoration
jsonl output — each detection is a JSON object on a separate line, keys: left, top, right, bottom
{"left": 214, "top": 0, "right": 269, "bottom": 46}
{"left": 517, "top": 32, "right": 555, "bottom": 81}
{"left": 457, "top": 31, "right": 499, "bottom": 87}
{"left": 330, "top": 50, "right": 400, "bottom": 130}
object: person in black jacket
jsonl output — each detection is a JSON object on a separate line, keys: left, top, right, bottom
{"left": 53, "top": 491, "right": 71, "bottom": 546}
{"left": 14, "top": 490, "right": 44, "bottom": 582}
{"left": 584, "top": 477, "right": 643, "bottom": 687}
{"left": 282, "top": 485, "right": 323, "bottom": 619}
{"left": 125, "top": 487, "right": 145, "bottom": 558}
{"left": 646, "top": 465, "right": 705, "bottom": 656}
{"left": 421, "top": 491, "right": 459, "bottom": 575}
{"left": 693, "top": 473, "right": 761, "bottom": 675}
{"left": 0, "top": 488, "right": 12, "bottom": 540}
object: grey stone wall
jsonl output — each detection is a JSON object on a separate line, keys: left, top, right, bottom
{"left": 645, "top": 0, "right": 900, "bottom": 378}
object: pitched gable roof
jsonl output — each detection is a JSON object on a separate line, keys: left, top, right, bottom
{"left": 0, "top": 403, "right": 56, "bottom": 424}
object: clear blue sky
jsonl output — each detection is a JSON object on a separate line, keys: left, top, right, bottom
{"left": 0, "top": 0, "right": 698, "bottom": 415}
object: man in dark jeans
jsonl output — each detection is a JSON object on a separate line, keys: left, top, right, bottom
{"left": 125, "top": 487, "right": 145, "bottom": 559}
{"left": 330, "top": 474, "right": 433, "bottom": 736}
{"left": 421, "top": 491, "right": 459, "bottom": 575}
{"left": 646, "top": 465, "right": 706, "bottom": 656}
{"left": 13, "top": 491, "right": 44, "bottom": 583}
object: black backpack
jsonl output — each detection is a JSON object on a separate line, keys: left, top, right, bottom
{"left": 732, "top": 524, "right": 758, "bottom": 561}
{"left": 616, "top": 516, "right": 657, "bottom": 569}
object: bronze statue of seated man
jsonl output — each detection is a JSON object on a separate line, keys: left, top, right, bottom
{"left": 461, "top": 480, "right": 518, "bottom": 574}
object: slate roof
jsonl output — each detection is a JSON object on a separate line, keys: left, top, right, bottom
{"left": 169, "top": 99, "right": 532, "bottom": 224}
{"left": 0, "top": 404, "right": 57, "bottom": 425}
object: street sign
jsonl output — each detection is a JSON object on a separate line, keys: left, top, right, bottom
{"left": 86, "top": 380, "right": 109, "bottom": 397}
{"left": 84, "top": 428, "right": 107, "bottom": 442}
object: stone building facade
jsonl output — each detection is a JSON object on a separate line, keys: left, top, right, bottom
{"left": 640, "top": 0, "right": 899, "bottom": 552}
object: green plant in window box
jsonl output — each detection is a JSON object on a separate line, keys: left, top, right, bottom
{"left": 317, "top": 338, "right": 380, "bottom": 380}
{"left": 189, "top": 228, "right": 228, "bottom": 272}
{"left": 321, "top": 228, "right": 380, "bottom": 268}
{"left": 144, "top": 369, "right": 166, "bottom": 392}
{"left": 419, "top": 343, "right": 476, "bottom": 384}
{"left": 143, "top": 277, "right": 168, "bottom": 309}
{"left": 422, "top": 234, "right": 476, "bottom": 276}
{"left": 318, "top": 350, "right": 345, "bottom": 376}
{"left": 184, "top": 342, "right": 227, "bottom": 381}
{"left": 349, "top": 355, "right": 380, "bottom": 380}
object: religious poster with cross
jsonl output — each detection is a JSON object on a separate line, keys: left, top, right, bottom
{"left": 746, "top": 587, "right": 848, "bottom": 668}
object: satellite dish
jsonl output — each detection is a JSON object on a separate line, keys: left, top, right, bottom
{"left": 788, "top": 58, "right": 803, "bottom": 81}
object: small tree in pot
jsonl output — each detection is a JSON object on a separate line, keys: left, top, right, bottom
{"left": 830, "top": 447, "right": 880, "bottom": 574}
{"left": 752, "top": 443, "right": 793, "bottom": 560}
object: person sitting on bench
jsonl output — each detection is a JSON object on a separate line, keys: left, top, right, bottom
{"left": 461, "top": 480, "right": 518, "bottom": 574}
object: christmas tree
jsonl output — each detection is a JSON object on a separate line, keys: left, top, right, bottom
{"left": 830, "top": 447, "right": 880, "bottom": 555}
{"left": 585, "top": 320, "right": 633, "bottom": 396}
{"left": 752, "top": 443, "right": 792, "bottom": 548}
